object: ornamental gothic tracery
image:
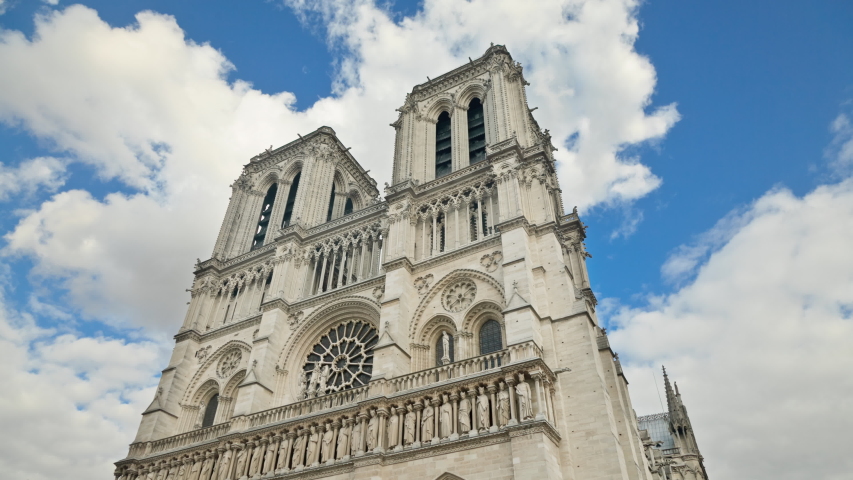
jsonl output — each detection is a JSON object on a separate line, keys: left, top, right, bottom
{"left": 442, "top": 280, "right": 477, "bottom": 312}
{"left": 299, "top": 320, "right": 378, "bottom": 398}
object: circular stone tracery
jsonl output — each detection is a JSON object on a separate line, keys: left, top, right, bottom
{"left": 303, "top": 320, "right": 378, "bottom": 395}
{"left": 442, "top": 280, "right": 477, "bottom": 313}
{"left": 217, "top": 349, "right": 242, "bottom": 378}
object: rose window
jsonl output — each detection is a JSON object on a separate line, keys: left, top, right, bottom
{"left": 442, "top": 280, "right": 477, "bottom": 312}
{"left": 303, "top": 320, "right": 378, "bottom": 395}
{"left": 217, "top": 349, "right": 242, "bottom": 378}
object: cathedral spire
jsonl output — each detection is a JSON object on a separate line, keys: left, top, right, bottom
{"left": 662, "top": 365, "right": 677, "bottom": 415}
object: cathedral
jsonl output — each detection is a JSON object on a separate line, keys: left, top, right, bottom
{"left": 116, "top": 45, "right": 707, "bottom": 480}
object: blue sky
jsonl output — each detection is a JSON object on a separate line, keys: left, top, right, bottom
{"left": 0, "top": 1, "right": 852, "bottom": 479}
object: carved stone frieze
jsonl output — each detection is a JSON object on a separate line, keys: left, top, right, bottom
{"left": 413, "top": 274, "right": 434, "bottom": 295}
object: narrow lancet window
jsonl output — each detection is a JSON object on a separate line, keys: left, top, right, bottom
{"left": 344, "top": 198, "right": 354, "bottom": 216}
{"left": 251, "top": 184, "right": 277, "bottom": 250}
{"left": 281, "top": 172, "right": 301, "bottom": 227}
{"left": 201, "top": 394, "right": 218, "bottom": 428}
{"left": 326, "top": 183, "right": 336, "bottom": 222}
{"left": 435, "top": 111, "right": 452, "bottom": 178}
{"left": 467, "top": 98, "right": 486, "bottom": 164}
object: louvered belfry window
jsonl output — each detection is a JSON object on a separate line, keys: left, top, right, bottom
{"left": 467, "top": 98, "right": 486, "bottom": 164}
{"left": 281, "top": 172, "right": 300, "bottom": 227}
{"left": 435, "top": 111, "right": 453, "bottom": 178}
{"left": 251, "top": 184, "right": 277, "bottom": 250}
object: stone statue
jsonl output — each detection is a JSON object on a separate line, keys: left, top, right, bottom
{"left": 296, "top": 371, "right": 308, "bottom": 400}
{"left": 498, "top": 383, "right": 511, "bottom": 426}
{"left": 336, "top": 422, "right": 351, "bottom": 459}
{"left": 306, "top": 426, "right": 319, "bottom": 465}
{"left": 248, "top": 443, "right": 263, "bottom": 477}
{"left": 145, "top": 466, "right": 156, "bottom": 480}
{"left": 307, "top": 370, "right": 319, "bottom": 398}
{"left": 165, "top": 465, "right": 177, "bottom": 480}
{"left": 366, "top": 410, "right": 378, "bottom": 451}
{"left": 440, "top": 331, "right": 451, "bottom": 364}
{"left": 155, "top": 466, "right": 166, "bottom": 480}
{"left": 317, "top": 365, "right": 330, "bottom": 396}
{"left": 291, "top": 433, "right": 306, "bottom": 467}
{"left": 176, "top": 463, "right": 187, "bottom": 480}
{"left": 350, "top": 419, "right": 362, "bottom": 455}
{"left": 187, "top": 459, "right": 201, "bottom": 480}
{"left": 404, "top": 404, "right": 416, "bottom": 445}
{"left": 233, "top": 448, "right": 246, "bottom": 479}
{"left": 216, "top": 450, "right": 231, "bottom": 480}
{"left": 458, "top": 392, "right": 472, "bottom": 433}
{"left": 276, "top": 439, "right": 289, "bottom": 470}
{"left": 439, "top": 394, "right": 453, "bottom": 438}
{"left": 477, "top": 386, "right": 490, "bottom": 431}
{"left": 198, "top": 457, "right": 212, "bottom": 480}
{"left": 262, "top": 440, "right": 276, "bottom": 473}
{"left": 421, "top": 400, "right": 435, "bottom": 441}
{"left": 387, "top": 408, "right": 399, "bottom": 447}
{"left": 321, "top": 424, "right": 334, "bottom": 462}
{"left": 516, "top": 374, "right": 533, "bottom": 420}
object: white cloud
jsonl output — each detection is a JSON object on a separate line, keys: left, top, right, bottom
{"left": 609, "top": 180, "right": 853, "bottom": 480}
{"left": 0, "top": 156, "right": 67, "bottom": 201}
{"left": 0, "top": 296, "right": 166, "bottom": 480}
{"left": 0, "top": 1, "right": 675, "bottom": 334}
{"left": 826, "top": 112, "right": 853, "bottom": 175}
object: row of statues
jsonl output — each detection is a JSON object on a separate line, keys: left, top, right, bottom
{"left": 118, "top": 373, "right": 548, "bottom": 480}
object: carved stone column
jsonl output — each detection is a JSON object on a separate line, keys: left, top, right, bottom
{"left": 413, "top": 402, "right": 424, "bottom": 448}
{"left": 395, "top": 407, "right": 404, "bottom": 451}
{"left": 533, "top": 373, "right": 547, "bottom": 420}
{"left": 355, "top": 412, "right": 368, "bottom": 457}
{"left": 467, "top": 387, "right": 479, "bottom": 437}
{"left": 487, "top": 384, "right": 499, "bottom": 433}
{"left": 376, "top": 408, "right": 388, "bottom": 453}
{"left": 449, "top": 392, "right": 460, "bottom": 440}
{"left": 431, "top": 397, "right": 441, "bottom": 445}
{"left": 505, "top": 376, "right": 518, "bottom": 426}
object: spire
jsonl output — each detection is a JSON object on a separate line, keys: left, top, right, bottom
{"left": 662, "top": 365, "right": 677, "bottom": 415}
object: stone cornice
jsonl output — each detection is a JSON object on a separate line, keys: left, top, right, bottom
{"left": 177, "top": 314, "right": 263, "bottom": 344}
{"left": 409, "top": 236, "right": 502, "bottom": 274}
{"left": 409, "top": 45, "right": 515, "bottom": 102}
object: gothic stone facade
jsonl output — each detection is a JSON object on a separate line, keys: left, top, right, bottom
{"left": 116, "top": 45, "right": 706, "bottom": 480}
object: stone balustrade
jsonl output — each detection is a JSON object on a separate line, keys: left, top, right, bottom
{"left": 118, "top": 344, "right": 554, "bottom": 480}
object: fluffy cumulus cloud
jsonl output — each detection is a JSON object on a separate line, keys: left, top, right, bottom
{"left": 609, "top": 179, "right": 853, "bottom": 480}
{"left": 0, "top": 296, "right": 167, "bottom": 480}
{"left": 0, "top": 156, "right": 67, "bottom": 200}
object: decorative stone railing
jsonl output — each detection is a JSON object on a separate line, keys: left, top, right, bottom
{"left": 386, "top": 341, "right": 542, "bottom": 394}
{"left": 127, "top": 422, "right": 231, "bottom": 458}
{"left": 246, "top": 385, "right": 370, "bottom": 428}
{"left": 117, "top": 344, "right": 555, "bottom": 480}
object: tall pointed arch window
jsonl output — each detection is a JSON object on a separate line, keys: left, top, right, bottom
{"left": 467, "top": 98, "right": 486, "bottom": 164}
{"left": 251, "top": 184, "right": 277, "bottom": 250}
{"left": 281, "top": 172, "right": 301, "bottom": 227}
{"left": 326, "top": 182, "right": 336, "bottom": 222}
{"left": 479, "top": 319, "right": 503, "bottom": 355}
{"left": 435, "top": 111, "right": 452, "bottom": 179}
{"left": 201, "top": 393, "right": 219, "bottom": 428}
{"left": 344, "top": 198, "right": 354, "bottom": 216}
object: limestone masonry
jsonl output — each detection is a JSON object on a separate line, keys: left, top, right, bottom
{"left": 116, "top": 45, "right": 707, "bottom": 480}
